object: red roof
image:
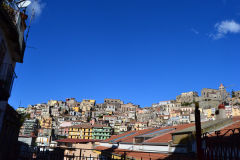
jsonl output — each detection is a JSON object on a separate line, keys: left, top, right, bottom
{"left": 102, "top": 123, "right": 195, "bottom": 144}
{"left": 56, "top": 138, "right": 101, "bottom": 143}
{"left": 218, "top": 104, "right": 225, "bottom": 109}
{"left": 101, "top": 130, "right": 136, "bottom": 143}
{"left": 115, "top": 128, "right": 155, "bottom": 143}
{"left": 209, "top": 117, "right": 240, "bottom": 137}
{"left": 144, "top": 123, "right": 195, "bottom": 143}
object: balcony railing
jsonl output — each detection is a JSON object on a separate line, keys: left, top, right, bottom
{"left": 18, "top": 146, "right": 197, "bottom": 160}
{"left": 0, "top": 63, "right": 17, "bottom": 100}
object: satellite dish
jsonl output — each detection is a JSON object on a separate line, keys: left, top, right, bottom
{"left": 17, "top": 0, "right": 31, "bottom": 8}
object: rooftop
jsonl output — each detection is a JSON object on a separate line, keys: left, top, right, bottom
{"left": 95, "top": 146, "right": 169, "bottom": 160}
{"left": 102, "top": 123, "right": 195, "bottom": 144}
{"left": 56, "top": 138, "right": 101, "bottom": 143}
{"left": 69, "top": 124, "right": 109, "bottom": 129}
{"left": 173, "top": 118, "right": 232, "bottom": 135}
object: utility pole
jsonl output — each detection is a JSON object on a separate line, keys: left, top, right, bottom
{"left": 195, "top": 102, "right": 202, "bottom": 160}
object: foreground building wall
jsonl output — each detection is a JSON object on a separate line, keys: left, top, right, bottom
{"left": 0, "top": 0, "right": 28, "bottom": 159}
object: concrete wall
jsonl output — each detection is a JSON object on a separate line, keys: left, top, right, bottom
{"left": 99, "top": 143, "right": 170, "bottom": 153}
{"left": 199, "top": 100, "right": 220, "bottom": 109}
{"left": 0, "top": 27, "right": 16, "bottom": 67}
{"left": 62, "top": 142, "right": 98, "bottom": 158}
{"left": 0, "top": 30, "right": 14, "bottom": 134}
{"left": 18, "top": 137, "right": 33, "bottom": 146}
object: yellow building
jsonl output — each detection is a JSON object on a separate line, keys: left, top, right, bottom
{"left": 73, "top": 106, "right": 80, "bottom": 112}
{"left": 80, "top": 100, "right": 96, "bottom": 112}
{"left": 170, "top": 110, "right": 181, "bottom": 118}
{"left": 232, "top": 106, "right": 240, "bottom": 116}
{"left": 202, "top": 108, "right": 213, "bottom": 119}
{"left": 40, "top": 118, "right": 52, "bottom": 129}
{"left": 48, "top": 100, "right": 58, "bottom": 106}
{"left": 68, "top": 125, "right": 93, "bottom": 139}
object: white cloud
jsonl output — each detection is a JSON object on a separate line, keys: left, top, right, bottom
{"left": 210, "top": 20, "right": 240, "bottom": 39}
{"left": 191, "top": 28, "right": 199, "bottom": 35}
{"left": 28, "top": 0, "right": 46, "bottom": 17}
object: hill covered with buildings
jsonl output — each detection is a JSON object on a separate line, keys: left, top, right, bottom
{"left": 17, "top": 84, "right": 240, "bottom": 146}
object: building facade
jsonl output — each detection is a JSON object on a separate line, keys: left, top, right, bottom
{"left": 19, "top": 119, "right": 38, "bottom": 136}
{"left": 0, "top": 1, "right": 28, "bottom": 159}
{"left": 176, "top": 91, "right": 198, "bottom": 104}
{"left": 92, "top": 125, "right": 112, "bottom": 140}
{"left": 68, "top": 125, "right": 93, "bottom": 139}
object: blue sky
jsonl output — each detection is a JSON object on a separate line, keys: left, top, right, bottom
{"left": 9, "top": 0, "right": 240, "bottom": 108}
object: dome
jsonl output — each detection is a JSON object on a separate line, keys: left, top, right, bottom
{"left": 218, "top": 104, "right": 225, "bottom": 109}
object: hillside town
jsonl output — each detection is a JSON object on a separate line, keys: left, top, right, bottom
{"left": 17, "top": 84, "right": 240, "bottom": 149}
{"left": 1, "top": 0, "right": 240, "bottom": 159}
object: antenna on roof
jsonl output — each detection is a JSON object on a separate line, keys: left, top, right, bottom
{"left": 19, "top": 99, "right": 22, "bottom": 107}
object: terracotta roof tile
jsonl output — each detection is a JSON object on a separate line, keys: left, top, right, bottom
{"left": 209, "top": 119, "right": 240, "bottom": 137}
{"left": 144, "top": 123, "right": 195, "bottom": 143}
{"left": 102, "top": 123, "right": 195, "bottom": 144}
{"left": 115, "top": 128, "right": 156, "bottom": 143}
{"left": 101, "top": 131, "right": 136, "bottom": 143}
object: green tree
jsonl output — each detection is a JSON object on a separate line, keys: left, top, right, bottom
{"left": 19, "top": 113, "right": 30, "bottom": 126}
{"left": 181, "top": 102, "right": 192, "bottom": 106}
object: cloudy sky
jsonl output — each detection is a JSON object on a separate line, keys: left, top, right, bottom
{"left": 10, "top": 0, "right": 240, "bottom": 108}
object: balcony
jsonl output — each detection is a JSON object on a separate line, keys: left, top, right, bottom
{"left": 0, "top": 63, "right": 17, "bottom": 100}
{"left": 0, "top": 0, "right": 27, "bottom": 63}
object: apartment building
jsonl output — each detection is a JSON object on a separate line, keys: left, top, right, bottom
{"left": 92, "top": 125, "right": 112, "bottom": 140}
{"left": 134, "top": 122, "right": 148, "bottom": 131}
{"left": 0, "top": 0, "right": 29, "bottom": 159}
{"left": 16, "top": 107, "right": 26, "bottom": 114}
{"left": 19, "top": 119, "right": 38, "bottom": 136}
{"left": 233, "top": 91, "right": 240, "bottom": 98}
{"left": 56, "top": 139, "right": 101, "bottom": 158}
{"left": 40, "top": 117, "right": 52, "bottom": 129}
{"left": 103, "top": 98, "right": 123, "bottom": 112}
{"left": 121, "top": 103, "right": 139, "bottom": 113}
{"left": 80, "top": 100, "right": 95, "bottom": 112}
{"left": 68, "top": 124, "right": 93, "bottom": 139}
{"left": 68, "top": 124, "right": 112, "bottom": 140}
{"left": 66, "top": 98, "right": 77, "bottom": 107}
